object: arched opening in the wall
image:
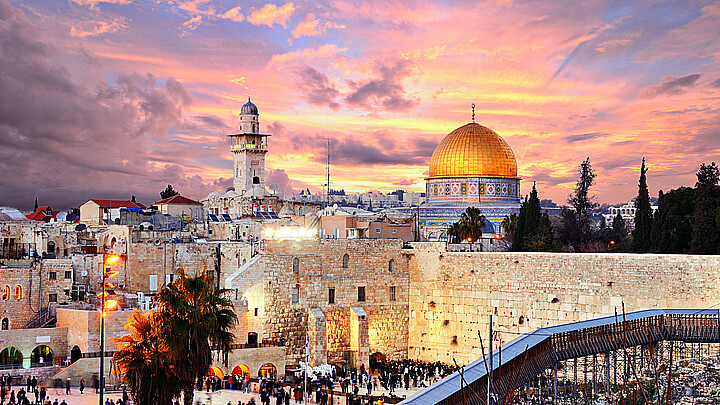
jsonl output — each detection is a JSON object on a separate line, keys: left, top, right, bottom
{"left": 110, "top": 237, "right": 117, "bottom": 249}
{"left": 30, "top": 345, "right": 54, "bottom": 367}
{"left": 439, "top": 232, "right": 447, "bottom": 241}
{"left": 370, "top": 352, "right": 387, "bottom": 374}
{"left": 258, "top": 363, "right": 276, "bottom": 379}
{"left": 342, "top": 253, "right": 349, "bottom": 268}
{"left": 0, "top": 347, "right": 22, "bottom": 368}
{"left": 71, "top": 346, "right": 82, "bottom": 364}
{"left": 47, "top": 241, "right": 55, "bottom": 255}
{"left": 231, "top": 364, "right": 250, "bottom": 377}
{"left": 1, "top": 285, "right": 9, "bottom": 300}
{"left": 14, "top": 285, "right": 21, "bottom": 299}
{"left": 428, "top": 232, "right": 437, "bottom": 241}
{"left": 207, "top": 366, "right": 224, "bottom": 379}
{"left": 293, "top": 257, "right": 299, "bottom": 273}
{"left": 1, "top": 318, "right": 8, "bottom": 330}
{"left": 247, "top": 332, "right": 258, "bottom": 348}
{"left": 388, "top": 260, "right": 394, "bottom": 272}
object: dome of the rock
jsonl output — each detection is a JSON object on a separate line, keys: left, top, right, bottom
{"left": 428, "top": 122, "right": 518, "bottom": 179}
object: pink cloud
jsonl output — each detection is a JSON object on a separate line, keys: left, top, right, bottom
{"left": 247, "top": 2, "right": 295, "bottom": 28}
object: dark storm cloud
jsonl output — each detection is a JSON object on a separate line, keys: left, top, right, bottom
{"left": 640, "top": 74, "right": 701, "bottom": 98}
{"left": 294, "top": 65, "right": 341, "bottom": 110}
{"left": 0, "top": 0, "right": 218, "bottom": 209}
{"left": 563, "top": 132, "right": 608, "bottom": 143}
{"left": 345, "top": 59, "right": 419, "bottom": 112}
{"left": 284, "top": 130, "right": 437, "bottom": 167}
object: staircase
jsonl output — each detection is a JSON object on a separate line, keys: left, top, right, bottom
{"left": 24, "top": 306, "right": 56, "bottom": 329}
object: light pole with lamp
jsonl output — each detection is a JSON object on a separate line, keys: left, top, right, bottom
{"left": 99, "top": 253, "right": 120, "bottom": 405}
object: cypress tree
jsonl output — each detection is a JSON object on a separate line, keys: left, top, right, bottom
{"left": 631, "top": 158, "right": 653, "bottom": 252}
{"left": 612, "top": 213, "right": 626, "bottom": 242}
{"left": 650, "top": 190, "right": 670, "bottom": 253}
{"left": 689, "top": 163, "right": 720, "bottom": 254}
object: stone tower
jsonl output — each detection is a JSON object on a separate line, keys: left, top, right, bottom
{"left": 229, "top": 98, "right": 270, "bottom": 198}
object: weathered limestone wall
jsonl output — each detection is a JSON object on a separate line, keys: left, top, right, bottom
{"left": 56, "top": 308, "right": 129, "bottom": 355}
{"left": 0, "top": 327, "right": 69, "bottom": 368}
{"left": 230, "top": 239, "right": 411, "bottom": 367}
{"left": 408, "top": 244, "right": 720, "bottom": 365}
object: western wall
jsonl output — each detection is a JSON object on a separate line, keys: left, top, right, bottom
{"left": 407, "top": 243, "right": 720, "bottom": 364}
{"left": 229, "top": 239, "right": 720, "bottom": 370}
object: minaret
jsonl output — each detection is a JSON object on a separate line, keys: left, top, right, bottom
{"left": 228, "top": 98, "right": 270, "bottom": 198}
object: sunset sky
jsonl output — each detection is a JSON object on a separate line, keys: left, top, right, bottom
{"left": 1, "top": 0, "right": 719, "bottom": 209}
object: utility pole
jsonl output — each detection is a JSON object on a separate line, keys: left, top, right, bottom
{"left": 488, "top": 314, "right": 493, "bottom": 405}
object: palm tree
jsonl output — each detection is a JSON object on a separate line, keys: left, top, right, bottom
{"left": 461, "top": 207, "right": 486, "bottom": 242}
{"left": 154, "top": 270, "right": 238, "bottom": 405}
{"left": 448, "top": 207, "right": 488, "bottom": 243}
{"left": 113, "top": 310, "right": 182, "bottom": 405}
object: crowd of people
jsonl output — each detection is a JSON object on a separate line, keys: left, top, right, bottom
{"left": 0, "top": 374, "right": 128, "bottom": 405}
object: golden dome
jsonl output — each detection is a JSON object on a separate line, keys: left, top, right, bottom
{"left": 428, "top": 122, "right": 519, "bottom": 179}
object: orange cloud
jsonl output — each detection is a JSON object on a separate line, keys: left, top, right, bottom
{"left": 247, "top": 2, "right": 295, "bottom": 28}
{"left": 221, "top": 6, "right": 244, "bottom": 23}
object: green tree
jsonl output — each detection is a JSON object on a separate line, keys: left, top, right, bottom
{"left": 155, "top": 270, "right": 238, "bottom": 405}
{"left": 650, "top": 187, "right": 695, "bottom": 253}
{"left": 612, "top": 213, "right": 627, "bottom": 242}
{"left": 632, "top": 158, "right": 653, "bottom": 252}
{"left": 160, "top": 184, "right": 180, "bottom": 199}
{"left": 113, "top": 311, "right": 182, "bottom": 405}
{"left": 558, "top": 158, "right": 598, "bottom": 250}
{"left": 689, "top": 163, "right": 720, "bottom": 254}
{"left": 447, "top": 207, "right": 487, "bottom": 243}
{"left": 510, "top": 183, "right": 557, "bottom": 251}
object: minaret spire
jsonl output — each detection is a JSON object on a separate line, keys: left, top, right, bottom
{"left": 471, "top": 103, "right": 476, "bottom": 123}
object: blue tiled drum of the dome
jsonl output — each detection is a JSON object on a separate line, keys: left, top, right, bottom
{"left": 425, "top": 177, "right": 521, "bottom": 204}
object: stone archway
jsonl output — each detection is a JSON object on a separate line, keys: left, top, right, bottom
{"left": 0, "top": 347, "right": 22, "bottom": 369}
{"left": 231, "top": 364, "right": 250, "bottom": 377}
{"left": 369, "top": 352, "right": 387, "bottom": 374}
{"left": 258, "top": 363, "right": 276, "bottom": 379}
{"left": 30, "top": 345, "right": 53, "bottom": 367}
{"left": 71, "top": 346, "right": 82, "bottom": 364}
{"left": 1, "top": 318, "right": 8, "bottom": 330}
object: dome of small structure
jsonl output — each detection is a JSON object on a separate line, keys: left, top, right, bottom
{"left": 428, "top": 122, "right": 518, "bottom": 179}
{"left": 240, "top": 98, "right": 258, "bottom": 115}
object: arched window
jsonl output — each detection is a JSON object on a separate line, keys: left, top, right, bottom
{"left": 388, "top": 260, "right": 394, "bottom": 272}
{"left": 293, "top": 258, "right": 299, "bottom": 273}
{"left": 14, "top": 285, "right": 21, "bottom": 299}
{"left": 1, "top": 286, "right": 8, "bottom": 300}
{"left": 1, "top": 318, "right": 8, "bottom": 330}
{"left": 342, "top": 254, "right": 349, "bottom": 268}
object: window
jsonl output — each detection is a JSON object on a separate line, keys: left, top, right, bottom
{"left": 149, "top": 275, "right": 158, "bottom": 291}
{"left": 1, "top": 318, "right": 7, "bottom": 330}
{"left": 392, "top": 228, "right": 397, "bottom": 234}
{"left": 291, "top": 287, "right": 299, "bottom": 303}
{"left": 328, "top": 288, "right": 335, "bottom": 304}
{"left": 1, "top": 286, "right": 8, "bottom": 300}
{"left": 48, "top": 294, "right": 57, "bottom": 303}
{"left": 388, "top": 260, "right": 394, "bottom": 272}
{"left": 49, "top": 272, "right": 57, "bottom": 281}
{"left": 254, "top": 308, "right": 259, "bottom": 316}
{"left": 14, "top": 285, "right": 21, "bottom": 299}
{"left": 375, "top": 228, "right": 381, "bottom": 234}
{"left": 342, "top": 254, "right": 349, "bottom": 268}
{"left": 357, "top": 286, "right": 366, "bottom": 302}
{"left": 293, "top": 258, "right": 299, "bottom": 273}
{"left": 64, "top": 271, "right": 72, "bottom": 279}
{"left": 390, "top": 286, "right": 396, "bottom": 302}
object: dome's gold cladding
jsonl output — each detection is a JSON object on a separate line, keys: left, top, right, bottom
{"left": 428, "top": 122, "right": 518, "bottom": 179}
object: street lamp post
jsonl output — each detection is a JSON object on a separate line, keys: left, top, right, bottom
{"left": 99, "top": 253, "right": 120, "bottom": 405}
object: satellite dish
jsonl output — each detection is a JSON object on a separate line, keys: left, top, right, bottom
{"left": 81, "top": 270, "right": 88, "bottom": 277}
{"left": 75, "top": 224, "right": 87, "bottom": 231}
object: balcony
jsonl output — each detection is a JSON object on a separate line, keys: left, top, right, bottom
{"left": 231, "top": 144, "right": 267, "bottom": 151}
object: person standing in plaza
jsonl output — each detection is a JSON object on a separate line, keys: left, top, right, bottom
{"left": 80, "top": 377, "right": 85, "bottom": 394}
{"left": 65, "top": 378, "right": 70, "bottom": 395}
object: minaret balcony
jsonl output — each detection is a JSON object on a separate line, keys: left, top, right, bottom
{"left": 231, "top": 144, "right": 267, "bottom": 151}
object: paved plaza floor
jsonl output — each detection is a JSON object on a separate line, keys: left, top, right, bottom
{"left": 19, "top": 385, "right": 420, "bottom": 405}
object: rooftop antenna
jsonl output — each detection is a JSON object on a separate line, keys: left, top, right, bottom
{"left": 323, "top": 137, "right": 331, "bottom": 209}
{"left": 471, "top": 103, "right": 476, "bottom": 123}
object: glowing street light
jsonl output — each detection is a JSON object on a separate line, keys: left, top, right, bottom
{"left": 99, "top": 252, "right": 121, "bottom": 405}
